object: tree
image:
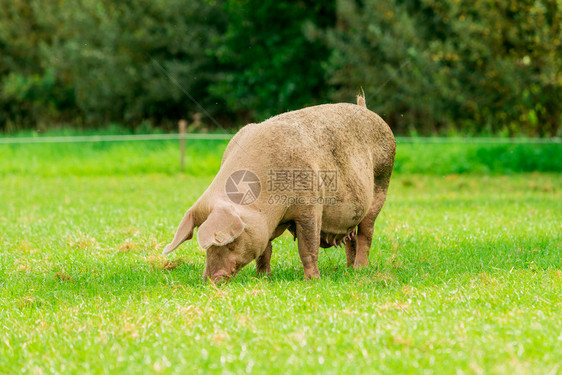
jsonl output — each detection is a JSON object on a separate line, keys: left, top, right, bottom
{"left": 45, "top": 0, "right": 227, "bottom": 127}
{"left": 323, "top": 0, "right": 562, "bottom": 135}
{"left": 0, "top": 0, "right": 73, "bottom": 130}
{"left": 0, "top": 0, "right": 227, "bottom": 130}
{"left": 209, "top": 0, "right": 335, "bottom": 122}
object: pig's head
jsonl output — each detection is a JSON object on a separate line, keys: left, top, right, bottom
{"left": 162, "top": 201, "right": 266, "bottom": 282}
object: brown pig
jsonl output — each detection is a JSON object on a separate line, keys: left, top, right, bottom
{"left": 163, "top": 95, "right": 396, "bottom": 281}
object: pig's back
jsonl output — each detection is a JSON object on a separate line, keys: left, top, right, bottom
{"left": 226, "top": 103, "right": 395, "bottom": 178}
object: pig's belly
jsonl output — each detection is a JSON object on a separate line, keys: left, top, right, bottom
{"left": 321, "top": 202, "right": 365, "bottom": 232}
{"left": 319, "top": 202, "right": 366, "bottom": 247}
{"left": 319, "top": 170, "right": 372, "bottom": 234}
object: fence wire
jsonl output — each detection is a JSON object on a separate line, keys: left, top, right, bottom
{"left": 0, "top": 133, "right": 560, "bottom": 145}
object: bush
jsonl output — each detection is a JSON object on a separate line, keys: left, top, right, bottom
{"left": 0, "top": 0, "right": 227, "bottom": 130}
{"left": 209, "top": 0, "right": 335, "bottom": 122}
{"left": 321, "top": 0, "right": 562, "bottom": 136}
{"left": 0, "top": 0, "right": 560, "bottom": 135}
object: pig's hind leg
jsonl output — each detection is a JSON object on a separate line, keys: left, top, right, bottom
{"left": 354, "top": 177, "right": 390, "bottom": 268}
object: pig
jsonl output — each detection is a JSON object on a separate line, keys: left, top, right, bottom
{"left": 162, "top": 95, "right": 396, "bottom": 282}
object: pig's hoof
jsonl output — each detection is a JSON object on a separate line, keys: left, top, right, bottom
{"left": 353, "top": 261, "right": 369, "bottom": 269}
{"left": 256, "top": 268, "right": 271, "bottom": 277}
{"left": 304, "top": 268, "right": 320, "bottom": 280}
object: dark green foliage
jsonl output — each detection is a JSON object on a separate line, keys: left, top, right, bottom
{"left": 209, "top": 0, "right": 335, "bottom": 121}
{"left": 0, "top": 0, "right": 560, "bottom": 135}
{"left": 0, "top": 0, "right": 227, "bottom": 130}
{"left": 323, "top": 0, "right": 562, "bottom": 135}
{"left": 0, "top": 1, "right": 74, "bottom": 129}
{"left": 45, "top": 0, "right": 227, "bottom": 126}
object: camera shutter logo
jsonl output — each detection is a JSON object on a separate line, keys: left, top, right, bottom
{"left": 225, "top": 170, "right": 261, "bottom": 205}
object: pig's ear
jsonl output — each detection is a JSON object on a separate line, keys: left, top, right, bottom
{"left": 197, "top": 203, "right": 246, "bottom": 250}
{"left": 162, "top": 208, "right": 195, "bottom": 255}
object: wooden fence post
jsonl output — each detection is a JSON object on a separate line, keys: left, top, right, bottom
{"left": 179, "top": 119, "right": 187, "bottom": 173}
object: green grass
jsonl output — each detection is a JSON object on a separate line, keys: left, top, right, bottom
{"left": 0, "top": 140, "right": 226, "bottom": 176}
{"left": 393, "top": 142, "right": 562, "bottom": 174}
{"left": 0, "top": 137, "right": 560, "bottom": 176}
{"left": 0, "top": 142, "right": 561, "bottom": 374}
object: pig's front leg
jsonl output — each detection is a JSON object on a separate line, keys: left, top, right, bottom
{"left": 256, "top": 241, "right": 272, "bottom": 276}
{"left": 295, "top": 216, "right": 321, "bottom": 279}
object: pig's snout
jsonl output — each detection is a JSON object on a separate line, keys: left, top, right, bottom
{"left": 203, "top": 269, "right": 233, "bottom": 283}
{"left": 203, "top": 246, "right": 244, "bottom": 283}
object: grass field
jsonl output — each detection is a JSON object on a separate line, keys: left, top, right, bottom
{"left": 1, "top": 140, "right": 561, "bottom": 374}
